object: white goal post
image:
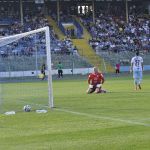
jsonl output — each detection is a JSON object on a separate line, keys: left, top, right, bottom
{"left": 0, "top": 26, "right": 54, "bottom": 108}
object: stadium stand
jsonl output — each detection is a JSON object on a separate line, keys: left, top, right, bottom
{"left": 0, "top": 0, "right": 150, "bottom": 71}
{"left": 0, "top": 9, "right": 80, "bottom": 55}
{"left": 79, "top": 3, "right": 150, "bottom": 66}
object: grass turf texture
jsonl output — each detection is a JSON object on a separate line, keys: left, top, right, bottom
{"left": 0, "top": 74, "right": 150, "bottom": 150}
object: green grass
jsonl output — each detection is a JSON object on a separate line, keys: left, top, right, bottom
{"left": 0, "top": 74, "right": 150, "bottom": 150}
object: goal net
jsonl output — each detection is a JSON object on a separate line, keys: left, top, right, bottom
{"left": 0, "top": 27, "right": 53, "bottom": 114}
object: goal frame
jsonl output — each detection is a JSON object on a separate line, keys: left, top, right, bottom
{"left": 0, "top": 26, "right": 54, "bottom": 108}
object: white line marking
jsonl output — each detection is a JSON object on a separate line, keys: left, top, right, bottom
{"left": 18, "top": 100, "right": 150, "bottom": 127}
{"left": 55, "top": 108, "right": 150, "bottom": 127}
{"left": 138, "top": 118, "right": 150, "bottom": 121}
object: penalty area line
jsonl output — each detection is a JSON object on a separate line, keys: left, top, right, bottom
{"left": 55, "top": 108, "right": 150, "bottom": 127}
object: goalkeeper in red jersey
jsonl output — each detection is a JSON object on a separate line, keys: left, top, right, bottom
{"left": 86, "top": 67, "right": 107, "bottom": 94}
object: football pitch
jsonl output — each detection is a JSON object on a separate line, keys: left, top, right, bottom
{"left": 0, "top": 74, "right": 150, "bottom": 150}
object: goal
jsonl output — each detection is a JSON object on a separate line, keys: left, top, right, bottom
{"left": 0, "top": 27, "right": 54, "bottom": 114}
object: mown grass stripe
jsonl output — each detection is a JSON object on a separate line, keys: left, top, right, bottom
{"left": 55, "top": 108, "right": 150, "bottom": 127}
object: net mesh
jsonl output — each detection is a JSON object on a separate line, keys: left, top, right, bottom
{"left": 0, "top": 27, "right": 50, "bottom": 113}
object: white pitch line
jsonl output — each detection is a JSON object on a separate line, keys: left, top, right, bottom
{"left": 55, "top": 108, "right": 150, "bottom": 127}
{"left": 16, "top": 100, "right": 150, "bottom": 127}
{"left": 138, "top": 118, "right": 150, "bottom": 121}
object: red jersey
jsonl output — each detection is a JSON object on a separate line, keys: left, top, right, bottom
{"left": 116, "top": 64, "right": 120, "bottom": 70}
{"left": 88, "top": 72, "right": 104, "bottom": 85}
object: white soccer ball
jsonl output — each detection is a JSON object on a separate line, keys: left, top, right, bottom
{"left": 23, "top": 105, "right": 31, "bottom": 112}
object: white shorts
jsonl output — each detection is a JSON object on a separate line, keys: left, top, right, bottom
{"left": 133, "top": 71, "right": 142, "bottom": 79}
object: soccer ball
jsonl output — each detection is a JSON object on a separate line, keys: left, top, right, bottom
{"left": 23, "top": 105, "right": 31, "bottom": 112}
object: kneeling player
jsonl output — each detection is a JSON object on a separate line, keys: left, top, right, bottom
{"left": 86, "top": 67, "right": 107, "bottom": 94}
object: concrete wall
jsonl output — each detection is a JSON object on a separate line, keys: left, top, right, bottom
{"left": 0, "top": 66, "right": 149, "bottom": 78}
{"left": 120, "top": 65, "right": 150, "bottom": 72}
{"left": 0, "top": 68, "right": 94, "bottom": 78}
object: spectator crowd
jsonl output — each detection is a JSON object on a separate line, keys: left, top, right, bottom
{"left": 0, "top": 3, "right": 149, "bottom": 58}
{"left": 0, "top": 6, "right": 77, "bottom": 57}
{"left": 80, "top": 6, "right": 150, "bottom": 54}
